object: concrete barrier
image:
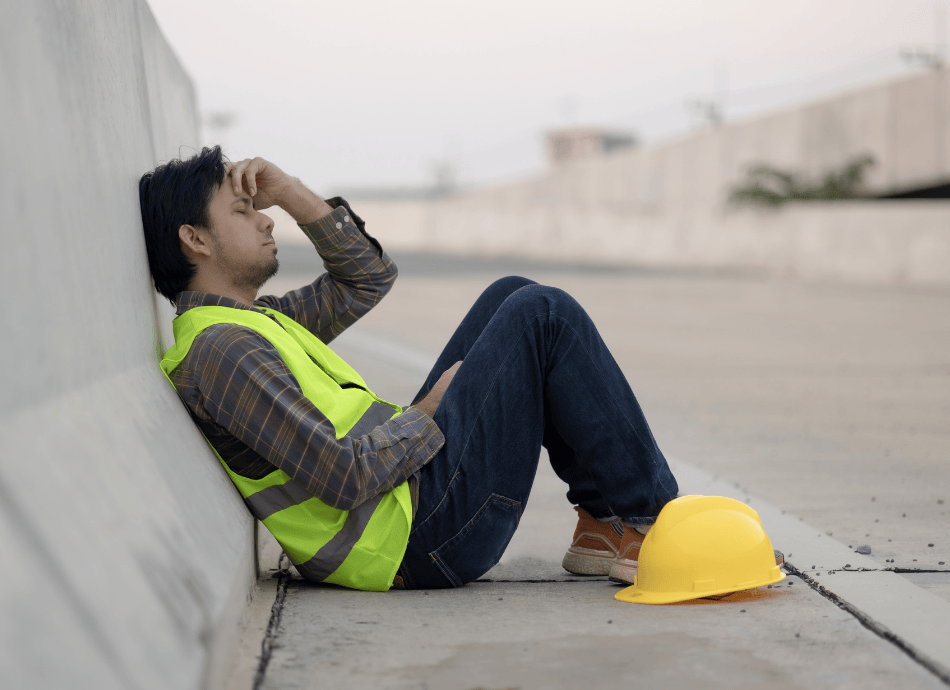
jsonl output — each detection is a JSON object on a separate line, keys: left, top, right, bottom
{"left": 0, "top": 2, "right": 257, "bottom": 688}
{"left": 339, "top": 70, "right": 950, "bottom": 286}
{"left": 417, "top": 193, "right": 950, "bottom": 285}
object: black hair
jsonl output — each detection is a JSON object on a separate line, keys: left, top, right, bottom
{"left": 139, "top": 146, "right": 228, "bottom": 303}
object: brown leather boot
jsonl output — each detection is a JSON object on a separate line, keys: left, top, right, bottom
{"left": 562, "top": 506, "right": 625, "bottom": 575}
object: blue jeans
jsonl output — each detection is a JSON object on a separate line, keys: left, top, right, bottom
{"left": 397, "top": 277, "right": 679, "bottom": 589}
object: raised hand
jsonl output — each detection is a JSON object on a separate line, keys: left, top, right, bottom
{"left": 226, "top": 157, "right": 332, "bottom": 224}
{"left": 226, "top": 157, "right": 292, "bottom": 211}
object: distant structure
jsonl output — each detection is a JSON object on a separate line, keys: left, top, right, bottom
{"left": 546, "top": 127, "right": 637, "bottom": 166}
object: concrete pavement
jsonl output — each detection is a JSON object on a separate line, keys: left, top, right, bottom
{"left": 230, "top": 247, "right": 950, "bottom": 689}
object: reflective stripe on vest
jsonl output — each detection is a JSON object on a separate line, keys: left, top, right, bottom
{"left": 244, "top": 401, "right": 395, "bottom": 520}
{"left": 292, "top": 493, "right": 384, "bottom": 581}
{"left": 159, "top": 305, "right": 412, "bottom": 592}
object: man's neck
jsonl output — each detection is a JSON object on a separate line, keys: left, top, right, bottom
{"left": 187, "top": 275, "right": 257, "bottom": 307}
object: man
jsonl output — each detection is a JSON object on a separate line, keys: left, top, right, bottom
{"left": 140, "top": 146, "right": 680, "bottom": 591}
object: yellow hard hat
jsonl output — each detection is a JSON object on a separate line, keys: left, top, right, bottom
{"left": 615, "top": 495, "right": 785, "bottom": 605}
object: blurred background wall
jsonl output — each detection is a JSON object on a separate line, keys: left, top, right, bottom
{"left": 319, "top": 70, "right": 950, "bottom": 285}
{"left": 0, "top": 2, "right": 256, "bottom": 688}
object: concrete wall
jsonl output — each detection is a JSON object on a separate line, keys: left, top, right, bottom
{"left": 356, "top": 70, "right": 950, "bottom": 285}
{"left": 417, "top": 193, "right": 950, "bottom": 284}
{"left": 0, "top": 2, "right": 256, "bottom": 689}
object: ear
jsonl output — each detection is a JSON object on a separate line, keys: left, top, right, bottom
{"left": 178, "top": 224, "right": 213, "bottom": 259}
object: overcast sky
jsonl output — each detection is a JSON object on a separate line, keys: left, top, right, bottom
{"left": 146, "top": 0, "right": 943, "bottom": 193}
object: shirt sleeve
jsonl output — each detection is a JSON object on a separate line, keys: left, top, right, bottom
{"left": 254, "top": 199, "right": 397, "bottom": 344}
{"left": 179, "top": 323, "right": 444, "bottom": 510}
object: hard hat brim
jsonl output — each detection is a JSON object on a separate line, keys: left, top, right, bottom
{"left": 614, "top": 570, "right": 786, "bottom": 605}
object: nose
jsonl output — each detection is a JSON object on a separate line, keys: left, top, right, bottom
{"left": 260, "top": 212, "right": 274, "bottom": 234}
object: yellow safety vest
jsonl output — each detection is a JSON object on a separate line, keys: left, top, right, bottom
{"left": 159, "top": 305, "right": 412, "bottom": 591}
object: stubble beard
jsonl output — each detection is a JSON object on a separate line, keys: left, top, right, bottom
{"left": 238, "top": 256, "right": 280, "bottom": 291}
{"left": 217, "top": 252, "right": 280, "bottom": 292}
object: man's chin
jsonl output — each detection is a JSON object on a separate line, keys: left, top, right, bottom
{"left": 240, "top": 258, "right": 280, "bottom": 291}
{"left": 260, "top": 258, "right": 280, "bottom": 286}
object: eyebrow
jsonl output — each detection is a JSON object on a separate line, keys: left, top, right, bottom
{"left": 232, "top": 195, "right": 255, "bottom": 210}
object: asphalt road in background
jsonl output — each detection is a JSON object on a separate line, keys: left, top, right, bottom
{"left": 243, "top": 244, "right": 950, "bottom": 689}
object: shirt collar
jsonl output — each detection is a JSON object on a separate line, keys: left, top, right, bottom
{"left": 175, "top": 290, "right": 263, "bottom": 316}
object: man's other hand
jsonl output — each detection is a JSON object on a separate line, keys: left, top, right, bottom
{"left": 227, "top": 157, "right": 332, "bottom": 224}
{"left": 415, "top": 361, "right": 462, "bottom": 418}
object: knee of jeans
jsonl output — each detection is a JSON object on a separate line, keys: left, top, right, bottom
{"left": 486, "top": 276, "right": 536, "bottom": 301}
{"left": 509, "top": 283, "right": 582, "bottom": 317}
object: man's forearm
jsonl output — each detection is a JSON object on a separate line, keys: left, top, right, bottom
{"left": 278, "top": 179, "right": 334, "bottom": 225}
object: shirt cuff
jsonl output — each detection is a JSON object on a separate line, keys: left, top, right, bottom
{"left": 394, "top": 406, "right": 444, "bottom": 453}
{"left": 297, "top": 203, "right": 354, "bottom": 248}
{"left": 297, "top": 197, "right": 386, "bottom": 258}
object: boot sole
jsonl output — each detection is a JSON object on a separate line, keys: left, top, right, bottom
{"left": 562, "top": 547, "right": 615, "bottom": 576}
{"left": 608, "top": 559, "right": 638, "bottom": 585}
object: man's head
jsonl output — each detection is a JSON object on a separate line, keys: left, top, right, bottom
{"left": 139, "top": 146, "right": 278, "bottom": 304}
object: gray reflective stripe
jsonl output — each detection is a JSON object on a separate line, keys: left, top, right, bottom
{"left": 347, "top": 401, "right": 397, "bottom": 438}
{"left": 242, "top": 402, "right": 395, "bottom": 520}
{"left": 293, "top": 493, "right": 384, "bottom": 581}
{"left": 244, "top": 479, "right": 315, "bottom": 521}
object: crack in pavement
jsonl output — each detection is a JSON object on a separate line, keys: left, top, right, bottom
{"left": 783, "top": 563, "right": 950, "bottom": 686}
{"left": 253, "top": 552, "right": 291, "bottom": 690}
{"left": 792, "top": 566, "right": 950, "bottom": 574}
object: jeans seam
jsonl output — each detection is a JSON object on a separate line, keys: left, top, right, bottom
{"left": 411, "top": 469, "right": 459, "bottom": 536}
{"left": 551, "top": 311, "right": 673, "bottom": 514}
{"left": 412, "top": 312, "right": 544, "bottom": 533}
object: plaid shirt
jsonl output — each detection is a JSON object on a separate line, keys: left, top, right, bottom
{"left": 166, "top": 198, "right": 443, "bottom": 512}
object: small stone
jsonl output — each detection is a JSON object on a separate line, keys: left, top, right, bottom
{"left": 498, "top": 597, "right": 503, "bottom": 600}
{"left": 856, "top": 545, "right": 871, "bottom": 555}
{"left": 424, "top": 592, "right": 429, "bottom": 595}
{"left": 740, "top": 609, "right": 746, "bottom": 613}
{"left": 928, "top": 543, "right": 935, "bottom": 547}
{"left": 866, "top": 533, "right": 870, "bottom": 537}
{"left": 812, "top": 565, "right": 816, "bottom": 569}
{"left": 903, "top": 513, "right": 907, "bottom": 518}
{"left": 607, "top": 620, "right": 613, "bottom": 624}
{"left": 871, "top": 497, "right": 876, "bottom": 502}
{"left": 795, "top": 633, "right": 800, "bottom": 637}
{"left": 789, "top": 581, "right": 794, "bottom": 585}
{"left": 788, "top": 553, "right": 793, "bottom": 558}
{"left": 939, "top": 499, "right": 945, "bottom": 504}
{"left": 845, "top": 564, "right": 851, "bottom": 568}
{"left": 939, "top": 562, "right": 945, "bottom": 565}
{"left": 875, "top": 519, "right": 879, "bottom": 523}
{"left": 913, "top": 559, "right": 917, "bottom": 562}
{"left": 888, "top": 539, "right": 892, "bottom": 542}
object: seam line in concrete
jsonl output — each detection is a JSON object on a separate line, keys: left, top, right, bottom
{"left": 796, "top": 567, "right": 950, "bottom": 574}
{"left": 671, "top": 455, "right": 950, "bottom": 687}
{"left": 784, "top": 562, "right": 950, "bottom": 686}
{"left": 252, "top": 552, "right": 290, "bottom": 690}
